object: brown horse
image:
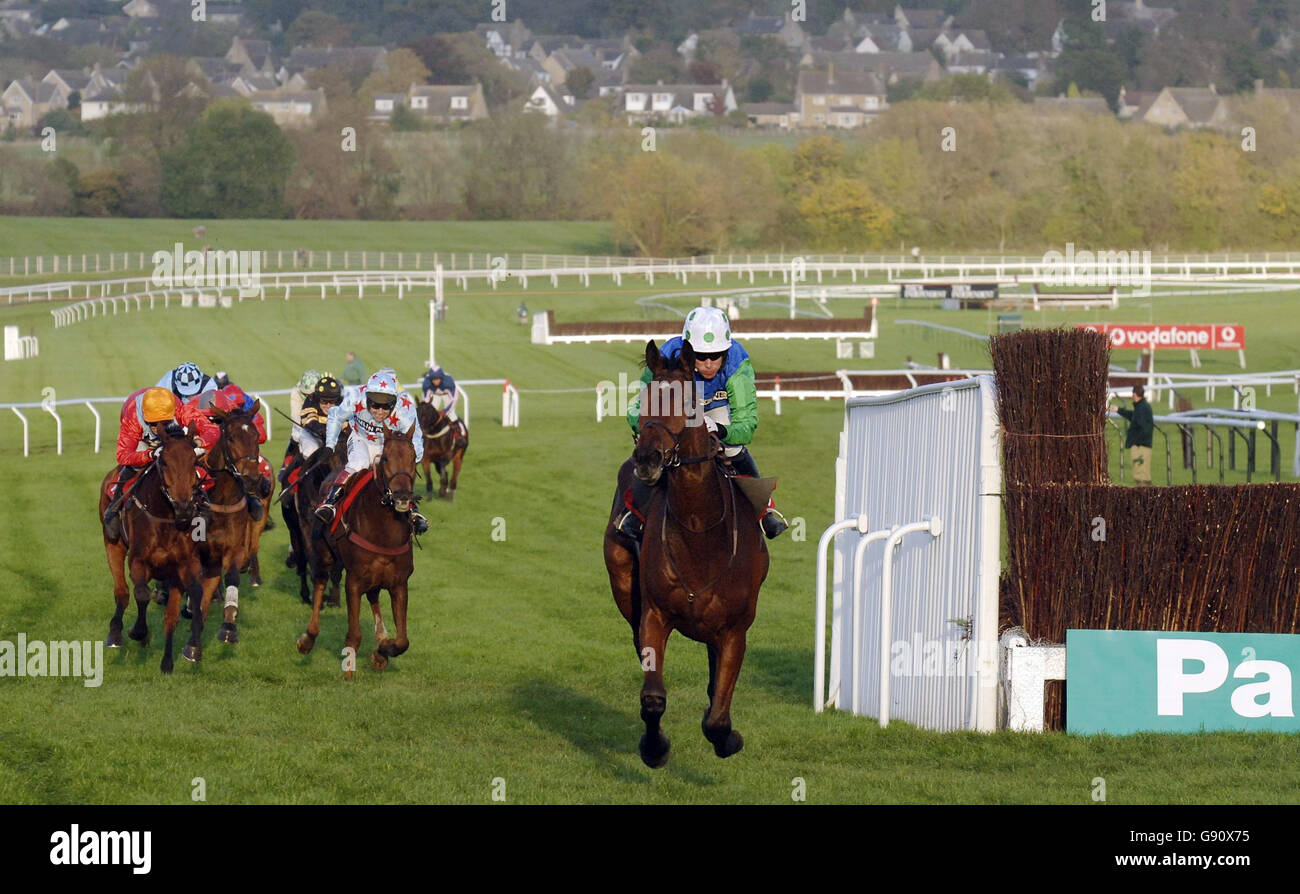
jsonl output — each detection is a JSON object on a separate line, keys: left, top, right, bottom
{"left": 194, "top": 405, "right": 264, "bottom": 651}
{"left": 603, "top": 340, "right": 769, "bottom": 768}
{"left": 415, "top": 401, "right": 467, "bottom": 500}
{"left": 297, "top": 430, "right": 418, "bottom": 679}
{"left": 101, "top": 428, "right": 206, "bottom": 674}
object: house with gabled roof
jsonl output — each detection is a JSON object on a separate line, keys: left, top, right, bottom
{"left": 1033, "top": 95, "right": 1112, "bottom": 117}
{"left": 622, "top": 81, "right": 737, "bottom": 124}
{"left": 406, "top": 84, "right": 489, "bottom": 124}
{"left": 248, "top": 89, "right": 327, "bottom": 128}
{"left": 744, "top": 102, "right": 797, "bottom": 129}
{"left": 796, "top": 64, "right": 887, "bottom": 128}
{"left": 227, "top": 37, "right": 277, "bottom": 77}
{"left": 42, "top": 69, "right": 91, "bottom": 97}
{"left": 802, "top": 50, "right": 944, "bottom": 85}
{"left": 894, "top": 6, "right": 953, "bottom": 30}
{"left": 285, "top": 46, "right": 387, "bottom": 78}
{"left": 3, "top": 77, "right": 67, "bottom": 129}
{"left": 122, "top": 0, "right": 160, "bottom": 16}
{"left": 523, "top": 83, "right": 576, "bottom": 119}
{"left": 733, "top": 11, "right": 806, "bottom": 49}
{"left": 1141, "top": 85, "right": 1229, "bottom": 130}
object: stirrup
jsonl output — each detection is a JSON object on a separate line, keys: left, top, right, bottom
{"left": 760, "top": 507, "right": 788, "bottom": 540}
{"left": 615, "top": 510, "right": 644, "bottom": 540}
{"left": 410, "top": 512, "right": 429, "bottom": 535}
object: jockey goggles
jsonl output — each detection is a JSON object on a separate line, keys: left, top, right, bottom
{"left": 366, "top": 394, "right": 397, "bottom": 410}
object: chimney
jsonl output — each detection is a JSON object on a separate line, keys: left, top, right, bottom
{"left": 1256, "top": 78, "right": 1265, "bottom": 94}
{"left": 1208, "top": 82, "right": 1215, "bottom": 94}
{"left": 828, "top": 61, "right": 835, "bottom": 86}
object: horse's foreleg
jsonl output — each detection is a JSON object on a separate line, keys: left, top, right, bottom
{"left": 161, "top": 583, "right": 187, "bottom": 674}
{"left": 297, "top": 575, "right": 329, "bottom": 655}
{"left": 128, "top": 560, "right": 151, "bottom": 645}
{"left": 342, "top": 575, "right": 363, "bottom": 680}
{"left": 374, "top": 581, "right": 408, "bottom": 668}
{"left": 706, "top": 643, "right": 719, "bottom": 701}
{"left": 702, "top": 629, "right": 747, "bottom": 759}
{"left": 185, "top": 567, "right": 219, "bottom": 663}
{"left": 637, "top": 609, "right": 672, "bottom": 769}
{"left": 423, "top": 453, "right": 433, "bottom": 495}
{"left": 217, "top": 560, "right": 241, "bottom": 644}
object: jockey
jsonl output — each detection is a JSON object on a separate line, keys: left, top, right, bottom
{"left": 158, "top": 361, "right": 218, "bottom": 403}
{"left": 617, "top": 305, "right": 788, "bottom": 541}
{"left": 421, "top": 363, "right": 459, "bottom": 420}
{"left": 103, "top": 385, "right": 220, "bottom": 540}
{"left": 313, "top": 370, "right": 428, "bottom": 534}
{"left": 289, "top": 369, "right": 324, "bottom": 430}
{"left": 280, "top": 375, "right": 342, "bottom": 487}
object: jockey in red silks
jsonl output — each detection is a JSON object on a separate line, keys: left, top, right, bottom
{"left": 103, "top": 385, "right": 221, "bottom": 539}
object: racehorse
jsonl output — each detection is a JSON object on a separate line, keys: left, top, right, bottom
{"left": 415, "top": 401, "right": 467, "bottom": 500}
{"left": 100, "top": 426, "right": 206, "bottom": 674}
{"left": 603, "top": 340, "right": 769, "bottom": 768}
{"left": 297, "top": 429, "right": 418, "bottom": 678}
{"left": 195, "top": 405, "right": 263, "bottom": 650}
{"left": 282, "top": 446, "right": 342, "bottom": 607}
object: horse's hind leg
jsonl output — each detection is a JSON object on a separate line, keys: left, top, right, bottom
{"left": 367, "top": 588, "right": 388, "bottom": 643}
{"left": 423, "top": 454, "right": 433, "bottom": 495}
{"left": 184, "top": 570, "right": 219, "bottom": 663}
{"left": 702, "top": 629, "right": 747, "bottom": 759}
{"left": 637, "top": 609, "right": 672, "bottom": 769}
{"left": 342, "top": 575, "right": 363, "bottom": 680}
{"left": 297, "top": 573, "right": 329, "bottom": 655}
{"left": 447, "top": 450, "right": 463, "bottom": 501}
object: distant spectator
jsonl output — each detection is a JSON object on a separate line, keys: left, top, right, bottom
{"left": 342, "top": 351, "right": 367, "bottom": 386}
{"left": 1111, "top": 384, "right": 1154, "bottom": 486}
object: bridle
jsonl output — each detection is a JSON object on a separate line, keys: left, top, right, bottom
{"left": 637, "top": 419, "right": 716, "bottom": 471}
{"left": 211, "top": 413, "right": 262, "bottom": 496}
{"left": 377, "top": 436, "right": 417, "bottom": 504}
{"left": 133, "top": 439, "right": 198, "bottom": 527}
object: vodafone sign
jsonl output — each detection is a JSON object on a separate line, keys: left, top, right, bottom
{"left": 1075, "top": 324, "right": 1245, "bottom": 351}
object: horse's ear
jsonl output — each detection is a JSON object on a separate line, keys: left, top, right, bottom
{"left": 208, "top": 408, "right": 226, "bottom": 423}
{"left": 248, "top": 399, "right": 262, "bottom": 419}
{"left": 679, "top": 339, "right": 696, "bottom": 372}
{"left": 644, "top": 340, "right": 660, "bottom": 373}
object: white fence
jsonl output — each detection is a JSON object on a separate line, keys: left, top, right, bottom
{"left": 814, "top": 376, "right": 1002, "bottom": 732}
{"left": 0, "top": 380, "right": 516, "bottom": 457}
{"left": 4, "top": 326, "right": 38, "bottom": 360}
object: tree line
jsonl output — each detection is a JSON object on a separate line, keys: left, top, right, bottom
{"left": 6, "top": 95, "right": 1300, "bottom": 253}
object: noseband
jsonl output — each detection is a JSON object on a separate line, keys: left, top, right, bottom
{"left": 638, "top": 419, "right": 715, "bottom": 471}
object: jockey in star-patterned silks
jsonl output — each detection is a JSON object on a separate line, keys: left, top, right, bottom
{"left": 313, "top": 369, "right": 428, "bottom": 534}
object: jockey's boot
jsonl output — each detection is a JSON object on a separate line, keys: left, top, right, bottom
{"left": 410, "top": 510, "right": 429, "bottom": 535}
{"left": 315, "top": 485, "right": 345, "bottom": 523}
{"left": 614, "top": 509, "right": 644, "bottom": 540}
{"left": 760, "top": 505, "right": 789, "bottom": 540}
{"left": 103, "top": 494, "right": 125, "bottom": 541}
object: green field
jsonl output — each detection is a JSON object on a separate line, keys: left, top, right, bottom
{"left": 2, "top": 218, "right": 1300, "bottom": 804}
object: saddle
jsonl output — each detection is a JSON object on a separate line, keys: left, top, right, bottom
{"left": 329, "top": 468, "right": 375, "bottom": 536}
{"left": 623, "top": 459, "right": 776, "bottom": 523}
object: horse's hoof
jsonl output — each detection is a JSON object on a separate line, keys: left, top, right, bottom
{"left": 182, "top": 643, "right": 201, "bottom": 663}
{"left": 106, "top": 631, "right": 122, "bottom": 649}
{"left": 250, "top": 579, "right": 261, "bottom": 589}
{"left": 371, "top": 650, "right": 388, "bottom": 671}
{"left": 161, "top": 660, "right": 173, "bottom": 675}
{"left": 713, "top": 730, "right": 744, "bottom": 759}
{"left": 151, "top": 588, "right": 167, "bottom": 605}
{"left": 325, "top": 594, "right": 340, "bottom": 608}
{"left": 285, "top": 553, "right": 298, "bottom": 568}
{"left": 343, "top": 670, "right": 354, "bottom": 681}
{"left": 128, "top": 627, "right": 148, "bottom": 643}
{"left": 296, "top": 633, "right": 315, "bottom": 655}
{"left": 217, "top": 624, "right": 238, "bottom": 644}
{"left": 180, "top": 605, "right": 192, "bottom": 620}
{"left": 638, "top": 733, "right": 671, "bottom": 769}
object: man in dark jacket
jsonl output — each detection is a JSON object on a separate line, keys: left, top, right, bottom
{"left": 1111, "top": 384, "right": 1155, "bottom": 485}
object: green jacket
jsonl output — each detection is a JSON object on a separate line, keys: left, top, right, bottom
{"left": 342, "top": 358, "right": 367, "bottom": 386}
{"left": 1117, "top": 398, "right": 1154, "bottom": 448}
{"left": 626, "top": 338, "right": 758, "bottom": 448}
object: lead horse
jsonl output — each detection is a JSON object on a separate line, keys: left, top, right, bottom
{"left": 603, "top": 340, "right": 770, "bottom": 768}
{"left": 101, "top": 427, "right": 206, "bottom": 673}
{"left": 297, "top": 430, "right": 418, "bottom": 678}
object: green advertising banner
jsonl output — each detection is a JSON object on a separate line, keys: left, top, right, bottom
{"left": 1067, "top": 630, "right": 1300, "bottom": 735}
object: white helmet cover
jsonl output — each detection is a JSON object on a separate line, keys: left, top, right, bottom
{"left": 683, "top": 306, "right": 732, "bottom": 352}
{"left": 173, "top": 362, "right": 205, "bottom": 397}
{"left": 365, "top": 370, "right": 399, "bottom": 397}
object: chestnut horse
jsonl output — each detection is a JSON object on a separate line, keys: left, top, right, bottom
{"left": 415, "top": 401, "right": 467, "bottom": 500}
{"left": 195, "top": 405, "right": 263, "bottom": 650}
{"left": 100, "top": 427, "right": 206, "bottom": 674}
{"left": 603, "top": 340, "right": 769, "bottom": 768}
{"left": 297, "top": 429, "right": 418, "bottom": 679}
